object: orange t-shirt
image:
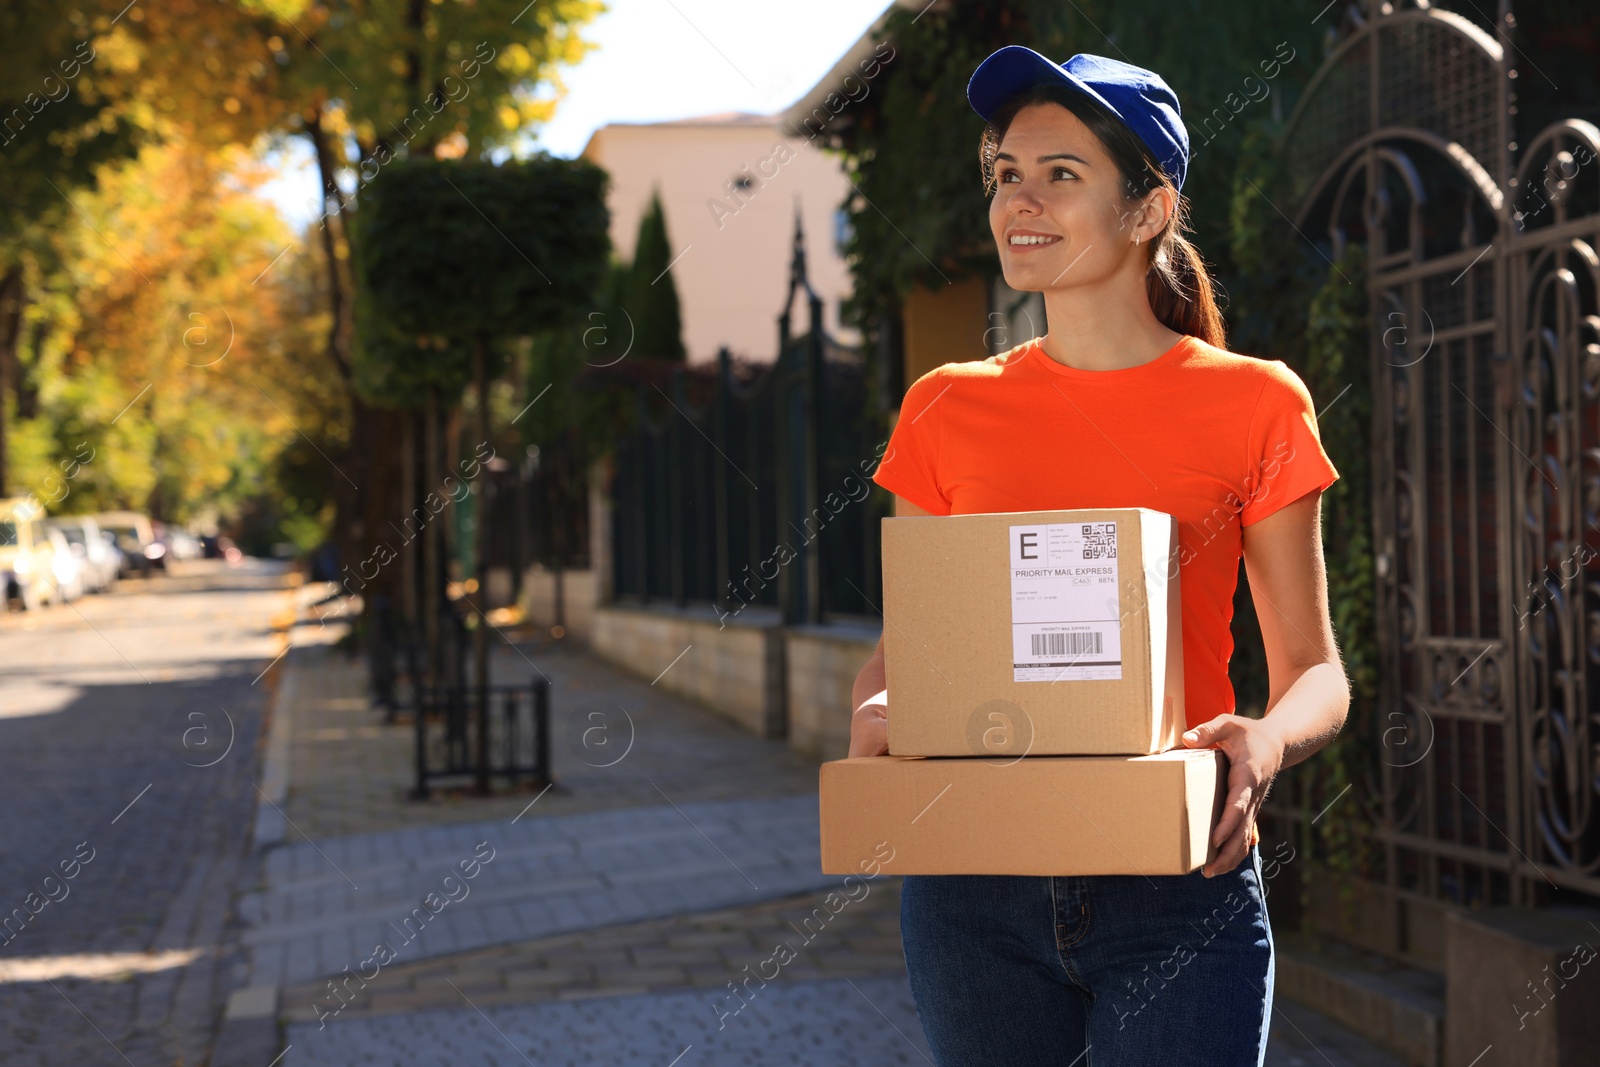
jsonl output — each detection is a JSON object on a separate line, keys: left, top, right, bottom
{"left": 871, "top": 333, "right": 1339, "bottom": 730}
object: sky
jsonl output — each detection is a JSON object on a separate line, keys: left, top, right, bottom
{"left": 258, "top": 0, "right": 893, "bottom": 228}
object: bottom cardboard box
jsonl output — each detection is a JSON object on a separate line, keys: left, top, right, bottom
{"left": 819, "top": 749, "right": 1227, "bottom": 877}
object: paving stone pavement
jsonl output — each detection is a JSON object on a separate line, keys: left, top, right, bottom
{"left": 276, "top": 972, "right": 1403, "bottom": 1067}
{"left": 282, "top": 972, "right": 930, "bottom": 1066}
{"left": 278, "top": 878, "right": 907, "bottom": 1022}
{"left": 241, "top": 794, "right": 837, "bottom": 988}
{"left": 281, "top": 638, "right": 823, "bottom": 841}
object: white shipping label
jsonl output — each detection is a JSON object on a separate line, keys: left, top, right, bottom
{"left": 1009, "top": 521, "right": 1123, "bottom": 681}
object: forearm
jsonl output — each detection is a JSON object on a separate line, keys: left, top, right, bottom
{"left": 1257, "top": 660, "right": 1349, "bottom": 769}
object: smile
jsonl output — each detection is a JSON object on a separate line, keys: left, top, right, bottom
{"left": 1008, "top": 234, "right": 1062, "bottom": 248}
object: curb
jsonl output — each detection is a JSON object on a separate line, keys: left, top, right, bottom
{"left": 217, "top": 579, "right": 327, "bottom": 1066}
{"left": 209, "top": 986, "right": 281, "bottom": 1067}
{"left": 252, "top": 655, "right": 298, "bottom": 850}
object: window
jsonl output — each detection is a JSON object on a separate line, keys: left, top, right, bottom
{"left": 833, "top": 207, "right": 852, "bottom": 255}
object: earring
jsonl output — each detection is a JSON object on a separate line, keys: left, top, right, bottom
{"left": 1134, "top": 234, "right": 1141, "bottom": 245}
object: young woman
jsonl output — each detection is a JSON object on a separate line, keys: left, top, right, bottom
{"left": 850, "top": 48, "right": 1351, "bottom": 1065}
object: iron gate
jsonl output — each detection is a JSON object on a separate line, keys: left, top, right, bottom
{"left": 1277, "top": 1, "right": 1600, "bottom": 958}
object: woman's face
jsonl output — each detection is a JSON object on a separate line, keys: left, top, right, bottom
{"left": 988, "top": 101, "right": 1164, "bottom": 293}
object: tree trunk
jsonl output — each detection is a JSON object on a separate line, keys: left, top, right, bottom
{"left": 0, "top": 265, "right": 23, "bottom": 497}
{"left": 304, "top": 106, "right": 352, "bottom": 384}
{"left": 443, "top": 401, "right": 463, "bottom": 689}
{"left": 473, "top": 335, "right": 491, "bottom": 794}
{"left": 401, "top": 409, "right": 418, "bottom": 626}
{"left": 424, "top": 388, "right": 441, "bottom": 692}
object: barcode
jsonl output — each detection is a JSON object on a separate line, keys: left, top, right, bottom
{"left": 1081, "top": 522, "right": 1117, "bottom": 560}
{"left": 1030, "top": 632, "right": 1103, "bottom": 657}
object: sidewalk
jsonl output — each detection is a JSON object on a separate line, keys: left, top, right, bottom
{"left": 240, "top": 609, "right": 1406, "bottom": 1066}
{"left": 278, "top": 637, "right": 822, "bottom": 839}
{"left": 241, "top": 626, "right": 928, "bottom": 1065}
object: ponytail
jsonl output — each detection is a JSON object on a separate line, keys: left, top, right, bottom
{"left": 1146, "top": 208, "right": 1226, "bottom": 349}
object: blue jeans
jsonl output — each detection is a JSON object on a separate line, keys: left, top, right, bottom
{"left": 899, "top": 844, "right": 1273, "bottom": 1066}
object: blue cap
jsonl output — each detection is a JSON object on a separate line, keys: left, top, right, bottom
{"left": 968, "top": 46, "right": 1189, "bottom": 192}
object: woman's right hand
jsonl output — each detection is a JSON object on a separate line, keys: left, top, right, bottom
{"left": 849, "top": 690, "right": 889, "bottom": 758}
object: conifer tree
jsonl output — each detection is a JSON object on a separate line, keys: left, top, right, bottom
{"left": 624, "top": 189, "right": 687, "bottom": 363}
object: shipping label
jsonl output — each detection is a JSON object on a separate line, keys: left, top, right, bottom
{"left": 1009, "top": 521, "right": 1122, "bottom": 681}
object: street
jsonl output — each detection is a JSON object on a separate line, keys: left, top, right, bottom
{"left": 0, "top": 560, "right": 294, "bottom": 1067}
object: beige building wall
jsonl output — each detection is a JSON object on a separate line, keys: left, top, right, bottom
{"left": 582, "top": 114, "right": 858, "bottom": 365}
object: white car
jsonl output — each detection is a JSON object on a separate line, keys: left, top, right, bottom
{"left": 41, "top": 527, "right": 85, "bottom": 604}
{"left": 47, "top": 516, "right": 119, "bottom": 593}
{"left": 167, "top": 528, "right": 203, "bottom": 561}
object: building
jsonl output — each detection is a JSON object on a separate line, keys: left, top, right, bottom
{"left": 581, "top": 112, "right": 858, "bottom": 364}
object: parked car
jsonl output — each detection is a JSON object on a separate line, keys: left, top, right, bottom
{"left": 96, "top": 511, "right": 164, "bottom": 576}
{"left": 100, "top": 530, "right": 127, "bottom": 579}
{"left": 147, "top": 520, "right": 174, "bottom": 569}
{"left": 0, "top": 497, "right": 53, "bottom": 610}
{"left": 167, "top": 527, "right": 203, "bottom": 561}
{"left": 201, "top": 534, "right": 243, "bottom": 563}
{"left": 47, "top": 515, "right": 119, "bottom": 593}
{"left": 41, "top": 527, "right": 85, "bottom": 603}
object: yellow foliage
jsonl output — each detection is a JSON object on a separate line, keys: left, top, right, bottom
{"left": 17, "top": 140, "right": 333, "bottom": 521}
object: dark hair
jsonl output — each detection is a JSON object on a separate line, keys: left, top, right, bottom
{"left": 979, "top": 83, "right": 1225, "bottom": 349}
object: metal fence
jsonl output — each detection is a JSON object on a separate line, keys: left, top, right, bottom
{"left": 412, "top": 675, "right": 552, "bottom": 798}
{"left": 483, "top": 428, "right": 593, "bottom": 580}
{"left": 610, "top": 223, "right": 888, "bottom": 624}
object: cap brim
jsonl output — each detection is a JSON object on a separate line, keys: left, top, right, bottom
{"left": 966, "top": 45, "right": 1120, "bottom": 127}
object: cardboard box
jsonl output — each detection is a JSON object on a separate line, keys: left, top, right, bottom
{"left": 882, "top": 507, "right": 1184, "bottom": 756}
{"left": 819, "top": 749, "right": 1226, "bottom": 876}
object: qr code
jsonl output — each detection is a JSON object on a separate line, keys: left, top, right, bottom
{"left": 1080, "top": 523, "right": 1117, "bottom": 559}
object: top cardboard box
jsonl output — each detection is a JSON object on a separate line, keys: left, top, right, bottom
{"left": 882, "top": 507, "right": 1184, "bottom": 756}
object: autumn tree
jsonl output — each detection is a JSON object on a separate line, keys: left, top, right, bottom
{"left": 10, "top": 139, "right": 323, "bottom": 528}
{"left": 0, "top": 1, "right": 140, "bottom": 494}
{"left": 1, "top": 0, "right": 296, "bottom": 499}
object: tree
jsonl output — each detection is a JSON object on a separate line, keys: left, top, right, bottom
{"left": 249, "top": 0, "right": 605, "bottom": 383}
{"left": 624, "top": 190, "right": 688, "bottom": 362}
{"left": 354, "top": 157, "right": 610, "bottom": 395}
{"left": 353, "top": 155, "right": 609, "bottom": 787}
{"left": 0, "top": 0, "right": 300, "bottom": 497}
{"left": 242, "top": 0, "right": 606, "bottom": 661}
{"left": 0, "top": 1, "right": 144, "bottom": 495}
{"left": 8, "top": 139, "right": 320, "bottom": 527}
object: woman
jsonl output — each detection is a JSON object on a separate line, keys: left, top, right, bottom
{"left": 850, "top": 48, "right": 1350, "bottom": 1066}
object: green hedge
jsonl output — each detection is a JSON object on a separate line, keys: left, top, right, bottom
{"left": 351, "top": 156, "right": 611, "bottom": 408}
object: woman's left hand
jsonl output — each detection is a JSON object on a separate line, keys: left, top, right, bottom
{"left": 1181, "top": 714, "right": 1286, "bottom": 878}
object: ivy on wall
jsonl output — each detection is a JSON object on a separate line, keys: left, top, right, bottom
{"left": 1299, "top": 241, "right": 1377, "bottom": 927}
{"left": 1226, "top": 107, "right": 1377, "bottom": 930}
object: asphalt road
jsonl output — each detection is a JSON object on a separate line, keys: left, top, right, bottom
{"left": 0, "top": 558, "right": 294, "bottom": 1067}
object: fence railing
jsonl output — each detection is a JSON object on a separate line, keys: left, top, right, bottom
{"left": 467, "top": 429, "right": 592, "bottom": 593}
{"left": 609, "top": 221, "right": 889, "bottom": 625}
{"left": 411, "top": 676, "right": 552, "bottom": 798}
